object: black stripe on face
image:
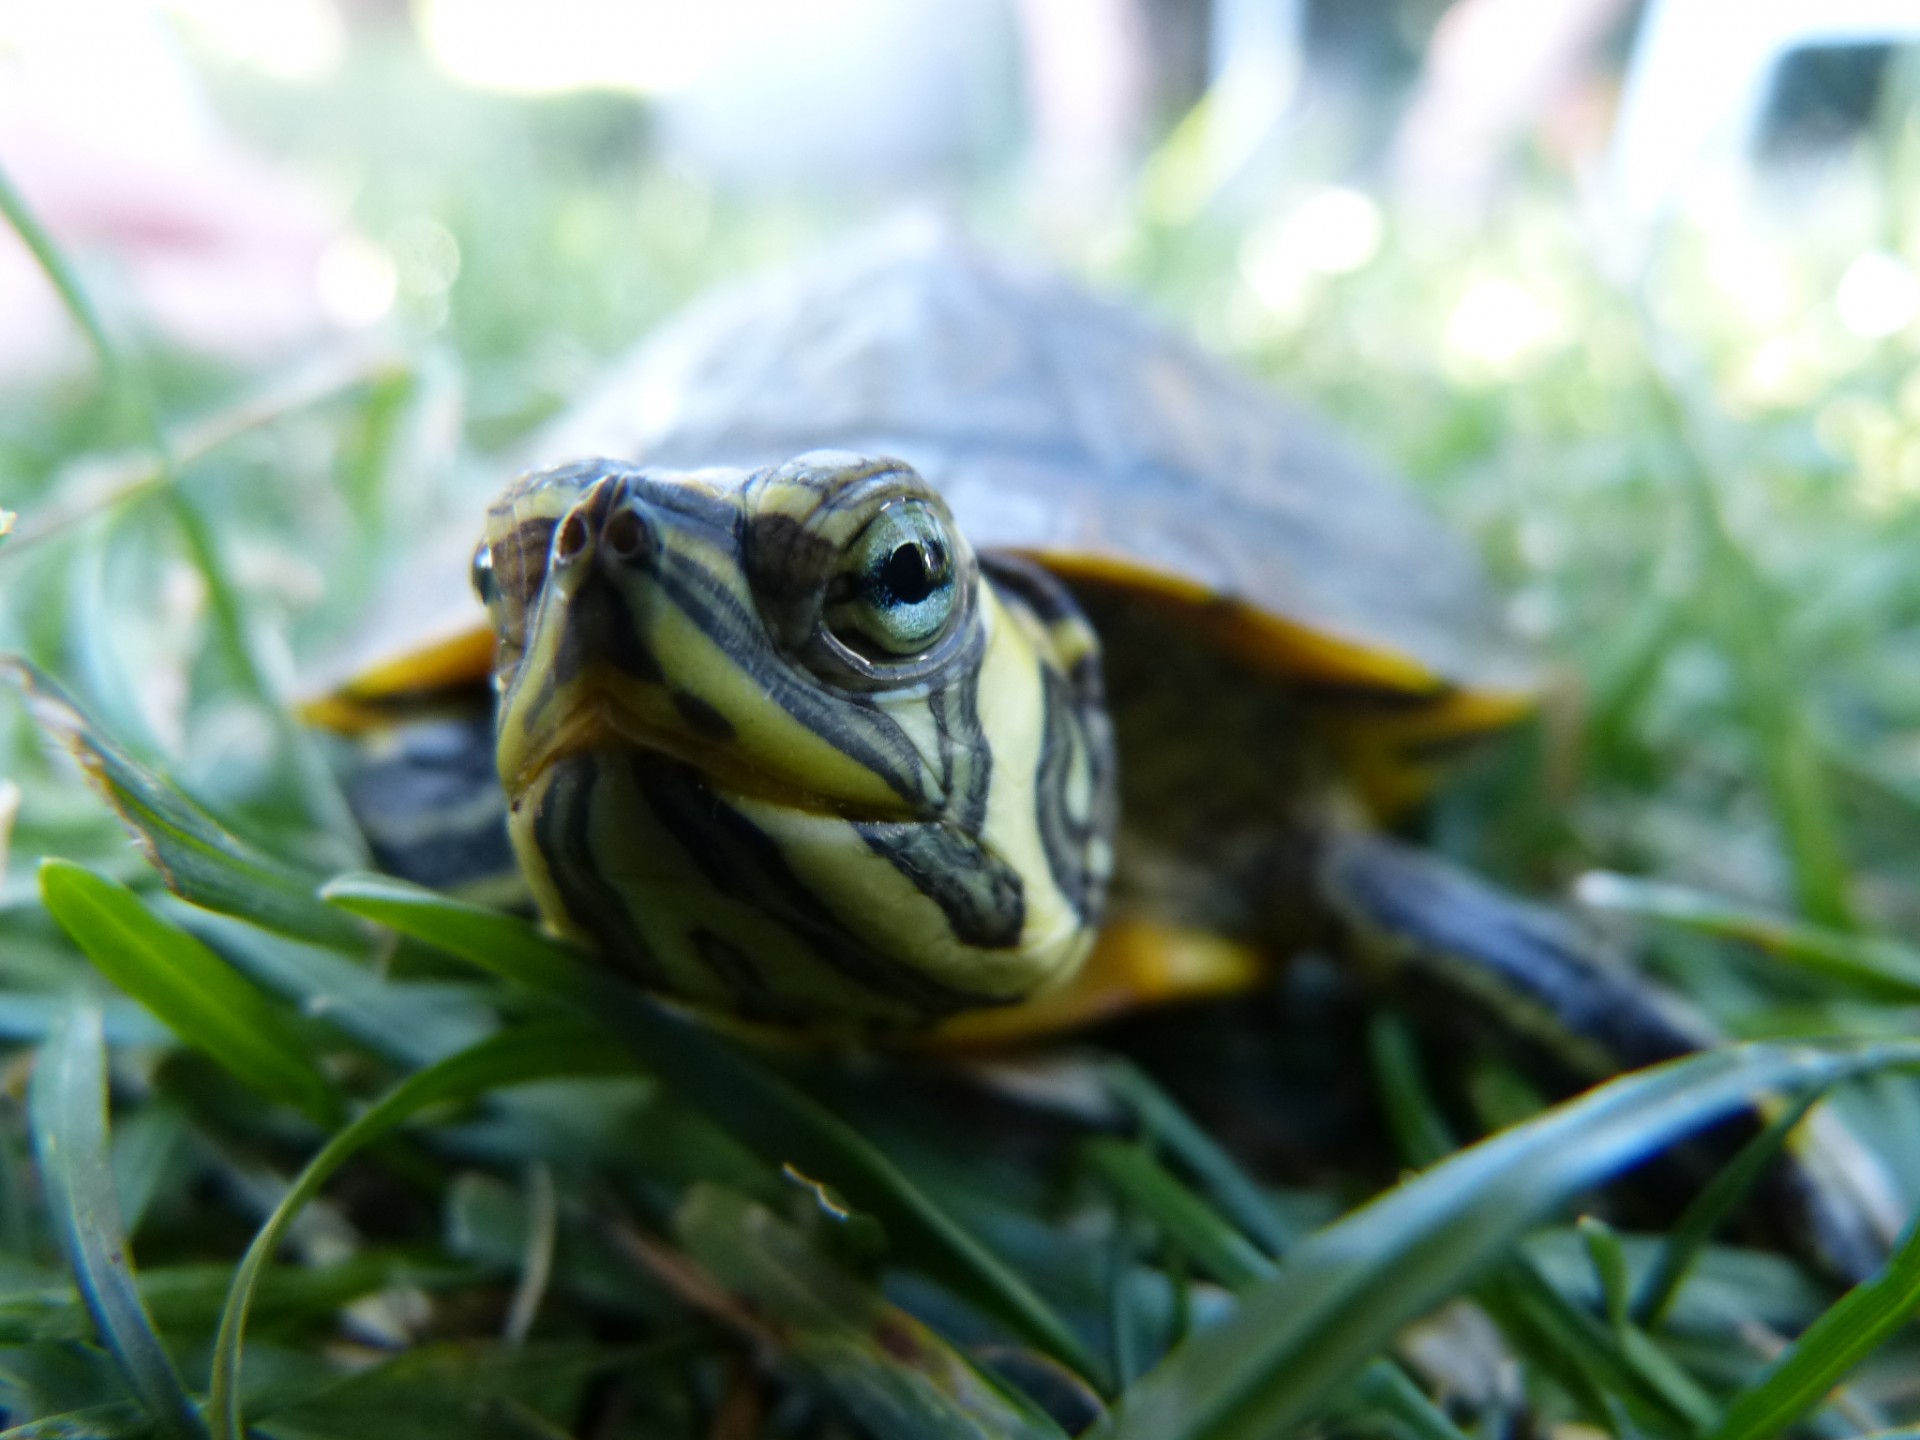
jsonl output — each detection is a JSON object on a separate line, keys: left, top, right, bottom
{"left": 929, "top": 641, "right": 990, "bottom": 833}
{"left": 977, "top": 552, "right": 1117, "bottom": 926}
{"left": 623, "top": 471, "right": 743, "bottom": 533}
{"left": 528, "top": 755, "right": 667, "bottom": 991}
{"left": 631, "top": 754, "right": 1000, "bottom": 1015}
{"left": 672, "top": 689, "right": 735, "bottom": 741}
{"left": 649, "top": 550, "right": 938, "bottom": 812}
{"left": 491, "top": 517, "right": 557, "bottom": 610}
{"left": 743, "top": 510, "right": 839, "bottom": 611}
{"left": 487, "top": 517, "right": 558, "bottom": 669}
{"left": 689, "top": 928, "right": 779, "bottom": 1014}
{"left": 927, "top": 679, "right": 956, "bottom": 798}
{"left": 853, "top": 820, "right": 1025, "bottom": 950}
{"left": 1033, "top": 658, "right": 1115, "bottom": 922}
{"left": 546, "top": 566, "right": 665, "bottom": 692}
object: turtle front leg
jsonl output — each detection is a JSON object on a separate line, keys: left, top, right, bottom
{"left": 926, "top": 917, "right": 1270, "bottom": 1046}
{"left": 1316, "top": 828, "right": 1902, "bottom": 1284}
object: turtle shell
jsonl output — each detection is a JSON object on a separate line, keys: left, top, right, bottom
{"left": 534, "top": 219, "right": 1535, "bottom": 708}
{"left": 311, "top": 222, "right": 1536, "bottom": 818}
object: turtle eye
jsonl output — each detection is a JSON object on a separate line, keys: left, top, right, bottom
{"left": 470, "top": 544, "right": 497, "bottom": 607}
{"left": 824, "top": 503, "right": 958, "bottom": 659}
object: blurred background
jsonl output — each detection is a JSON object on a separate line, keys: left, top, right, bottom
{"left": 11, "top": 0, "right": 1920, "bottom": 936}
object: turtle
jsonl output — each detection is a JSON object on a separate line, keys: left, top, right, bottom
{"left": 308, "top": 222, "right": 1896, "bottom": 1274}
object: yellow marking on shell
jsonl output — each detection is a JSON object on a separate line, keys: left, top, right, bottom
{"left": 925, "top": 917, "right": 1266, "bottom": 1047}
{"left": 1319, "top": 685, "right": 1537, "bottom": 819}
{"left": 299, "top": 625, "right": 496, "bottom": 734}
{"left": 1031, "top": 551, "right": 1445, "bottom": 692}
{"left": 1024, "top": 550, "right": 1534, "bottom": 820}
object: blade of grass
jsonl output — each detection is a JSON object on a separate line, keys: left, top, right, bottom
{"left": 239, "top": 1337, "right": 667, "bottom": 1437}
{"left": 111, "top": 1099, "right": 189, "bottom": 1237}
{"left": 0, "top": 995, "right": 171, "bottom": 1046}
{"left": 6, "top": 661, "right": 363, "bottom": 947}
{"left": 669, "top": 1185, "right": 1072, "bottom": 1440}
{"left": 1099, "top": 1060, "right": 1295, "bottom": 1256}
{"left": 1084, "top": 1139, "right": 1470, "bottom": 1440}
{"left": 206, "top": 1021, "right": 628, "bottom": 1440}
{"left": 164, "top": 903, "right": 497, "bottom": 1068}
{"left": 1373, "top": 1011, "right": 1712, "bottom": 1433}
{"left": 1096, "top": 1040, "right": 1920, "bottom": 1440}
{"left": 1367, "top": 1012, "right": 1456, "bottom": 1168}
{"left": 1082, "top": 1141, "right": 1274, "bottom": 1292}
{"left": 1578, "top": 871, "right": 1920, "bottom": 998}
{"left": 40, "top": 860, "right": 342, "bottom": 1127}
{"left": 321, "top": 870, "right": 1104, "bottom": 1387}
{"left": 65, "top": 509, "right": 163, "bottom": 759}
{"left": 1, "top": 349, "right": 413, "bottom": 558}
{"left": 1631, "top": 1083, "right": 1832, "bottom": 1329}
{"left": 1482, "top": 1258, "right": 1717, "bottom": 1435}
{"left": 1628, "top": 322, "right": 1854, "bottom": 930}
{"left": 1342, "top": 1364, "right": 1476, "bottom": 1440}
{"left": 501, "top": 1163, "right": 557, "bottom": 1345}
{"left": 0, "top": 156, "right": 359, "bottom": 847}
{"left": 29, "top": 1006, "right": 208, "bottom": 1440}
{"left": 0, "top": 1255, "right": 480, "bottom": 1346}
{"left": 1581, "top": 576, "right": 1684, "bottom": 762}
{"left": 0, "top": 164, "right": 119, "bottom": 375}
{"left": 1579, "top": 1216, "right": 1632, "bottom": 1333}
{"left": 1704, "top": 1213, "right": 1920, "bottom": 1440}
{"left": 0, "top": 1401, "right": 150, "bottom": 1437}
{"left": 1106, "top": 1192, "right": 1141, "bottom": 1390}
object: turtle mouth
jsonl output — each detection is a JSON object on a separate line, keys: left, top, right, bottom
{"left": 505, "top": 686, "right": 920, "bottom": 823}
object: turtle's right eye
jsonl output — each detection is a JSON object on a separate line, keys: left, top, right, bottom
{"left": 471, "top": 545, "right": 496, "bottom": 606}
{"left": 823, "top": 502, "right": 959, "bottom": 659}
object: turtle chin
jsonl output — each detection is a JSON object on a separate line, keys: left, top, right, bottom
{"left": 504, "top": 737, "right": 1063, "bottom": 1026}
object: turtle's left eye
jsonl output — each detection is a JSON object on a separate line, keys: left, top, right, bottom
{"left": 470, "top": 544, "right": 497, "bottom": 607}
{"left": 824, "top": 503, "right": 958, "bottom": 658}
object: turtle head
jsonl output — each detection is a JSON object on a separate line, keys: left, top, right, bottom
{"left": 477, "top": 451, "right": 1114, "bottom": 1025}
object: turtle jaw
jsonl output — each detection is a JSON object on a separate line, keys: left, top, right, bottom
{"left": 500, "top": 675, "right": 920, "bottom": 825}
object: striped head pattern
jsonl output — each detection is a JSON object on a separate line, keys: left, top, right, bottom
{"left": 477, "top": 451, "right": 1116, "bottom": 1026}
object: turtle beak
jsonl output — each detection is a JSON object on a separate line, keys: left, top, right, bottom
{"left": 494, "top": 478, "right": 921, "bottom": 822}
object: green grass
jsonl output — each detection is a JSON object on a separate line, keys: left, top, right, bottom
{"left": 8, "top": 30, "right": 1920, "bottom": 1440}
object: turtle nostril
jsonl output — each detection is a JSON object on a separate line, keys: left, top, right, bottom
{"left": 555, "top": 511, "right": 590, "bottom": 564}
{"left": 604, "top": 507, "right": 650, "bottom": 562}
